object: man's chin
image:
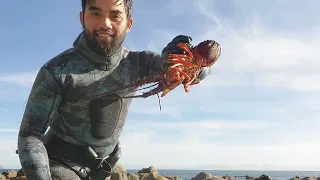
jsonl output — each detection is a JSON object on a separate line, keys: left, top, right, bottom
{"left": 95, "top": 34, "right": 113, "bottom": 42}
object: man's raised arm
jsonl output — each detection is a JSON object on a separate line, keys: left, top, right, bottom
{"left": 18, "top": 66, "right": 63, "bottom": 180}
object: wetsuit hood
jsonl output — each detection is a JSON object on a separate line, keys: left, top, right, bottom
{"left": 73, "top": 31, "right": 124, "bottom": 70}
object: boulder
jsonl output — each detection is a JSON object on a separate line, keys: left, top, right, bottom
{"left": 1, "top": 165, "right": 320, "bottom": 180}
{"left": 254, "top": 174, "right": 272, "bottom": 180}
{"left": 290, "top": 177, "right": 320, "bottom": 180}
{"left": 111, "top": 163, "right": 129, "bottom": 180}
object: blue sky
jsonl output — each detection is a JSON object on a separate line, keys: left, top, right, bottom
{"left": 1, "top": 0, "right": 319, "bottom": 170}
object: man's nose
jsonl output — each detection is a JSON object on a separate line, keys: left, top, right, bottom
{"left": 99, "top": 17, "right": 112, "bottom": 29}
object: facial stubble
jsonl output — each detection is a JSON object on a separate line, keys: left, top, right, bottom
{"left": 82, "top": 24, "right": 126, "bottom": 57}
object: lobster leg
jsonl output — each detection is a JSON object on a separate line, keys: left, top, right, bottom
{"left": 128, "top": 73, "right": 163, "bottom": 88}
{"left": 189, "top": 78, "right": 200, "bottom": 86}
{"left": 132, "top": 85, "right": 164, "bottom": 98}
{"left": 167, "top": 54, "right": 197, "bottom": 67}
{"left": 177, "top": 43, "right": 194, "bottom": 60}
{"left": 183, "top": 74, "right": 200, "bottom": 92}
{"left": 167, "top": 66, "right": 191, "bottom": 80}
{"left": 161, "top": 77, "right": 185, "bottom": 97}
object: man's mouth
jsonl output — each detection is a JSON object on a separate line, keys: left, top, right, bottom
{"left": 95, "top": 31, "right": 114, "bottom": 38}
{"left": 96, "top": 33, "right": 111, "bottom": 37}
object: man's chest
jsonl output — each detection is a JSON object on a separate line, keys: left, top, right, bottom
{"left": 57, "top": 59, "right": 138, "bottom": 106}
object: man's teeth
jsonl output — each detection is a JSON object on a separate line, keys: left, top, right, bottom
{"left": 98, "top": 34, "right": 109, "bottom": 36}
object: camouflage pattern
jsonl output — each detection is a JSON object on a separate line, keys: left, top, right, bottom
{"left": 17, "top": 32, "right": 212, "bottom": 180}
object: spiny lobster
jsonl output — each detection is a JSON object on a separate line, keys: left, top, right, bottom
{"left": 121, "top": 39, "right": 222, "bottom": 99}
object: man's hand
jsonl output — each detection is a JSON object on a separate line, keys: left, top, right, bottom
{"left": 161, "top": 35, "right": 193, "bottom": 58}
{"left": 161, "top": 35, "right": 194, "bottom": 70}
{"left": 160, "top": 35, "right": 210, "bottom": 85}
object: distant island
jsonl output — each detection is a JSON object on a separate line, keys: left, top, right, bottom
{"left": 0, "top": 165, "right": 3, "bottom": 169}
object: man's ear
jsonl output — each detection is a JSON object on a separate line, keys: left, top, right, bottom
{"left": 126, "top": 17, "right": 134, "bottom": 32}
{"left": 80, "top": 11, "right": 84, "bottom": 28}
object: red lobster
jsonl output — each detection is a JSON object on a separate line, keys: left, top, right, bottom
{"left": 122, "top": 39, "right": 222, "bottom": 98}
{"left": 104, "top": 39, "right": 221, "bottom": 100}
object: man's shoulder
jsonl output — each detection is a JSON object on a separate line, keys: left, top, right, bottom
{"left": 124, "top": 48, "right": 160, "bottom": 60}
{"left": 42, "top": 48, "right": 79, "bottom": 70}
{"left": 126, "top": 48, "right": 160, "bottom": 56}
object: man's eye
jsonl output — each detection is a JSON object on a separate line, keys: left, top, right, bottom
{"left": 90, "top": 12, "right": 99, "bottom": 16}
{"left": 112, "top": 14, "right": 121, "bottom": 19}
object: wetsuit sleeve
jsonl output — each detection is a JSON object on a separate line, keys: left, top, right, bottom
{"left": 18, "top": 67, "right": 62, "bottom": 180}
{"left": 137, "top": 51, "right": 211, "bottom": 81}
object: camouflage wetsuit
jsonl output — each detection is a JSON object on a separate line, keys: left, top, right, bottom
{"left": 17, "top": 32, "right": 211, "bottom": 180}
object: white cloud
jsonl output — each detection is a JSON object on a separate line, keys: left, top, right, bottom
{"left": 116, "top": 117, "right": 320, "bottom": 170}
{"left": 1, "top": 118, "right": 319, "bottom": 170}
{"left": 0, "top": 108, "right": 11, "bottom": 113}
{"left": 193, "top": 4, "right": 319, "bottom": 92}
{"left": 194, "top": 27, "right": 319, "bottom": 92}
{"left": 0, "top": 139, "right": 19, "bottom": 168}
{"left": 0, "top": 72, "right": 36, "bottom": 87}
{"left": 125, "top": 119, "right": 270, "bottom": 132}
{"left": 0, "top": 128, "right": 19, "bottom": 132}
{"left": 119, "top": 121, "right": 320, "bottom": 170}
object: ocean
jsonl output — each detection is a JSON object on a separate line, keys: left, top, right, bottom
{"left": 129, "top": 170, "right": 320, "bottom": 180}
{"left": 1, "top": 169, "right": 319, "bottom": 180}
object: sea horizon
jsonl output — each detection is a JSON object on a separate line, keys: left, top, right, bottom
{"left": 1, "top": 168, "right": 319, "bottom": 180}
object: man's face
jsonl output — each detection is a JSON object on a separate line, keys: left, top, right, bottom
{"left": 80, "top": 0, "right": 133, "bottom": 56}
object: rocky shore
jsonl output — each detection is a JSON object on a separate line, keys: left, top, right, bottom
{"left": 0, "top": 165, "right": 319, "bottom": 180}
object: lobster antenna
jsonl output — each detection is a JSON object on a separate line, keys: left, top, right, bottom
{"left": 156, "top": 93, "right": 162, "bottom": 111}
{"left": 130, "top": 83, "right": 159, "bottom": 93}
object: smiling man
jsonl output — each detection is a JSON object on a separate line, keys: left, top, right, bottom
{"left": 81, "top": 0, "right": 132, "bottom": 57}
{"left": 17, "top": 0, "right": 212, "bottom": 179}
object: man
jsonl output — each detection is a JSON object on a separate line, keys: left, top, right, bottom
{"left": 17, "top": 0, "right": 212, "bottom": 179}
